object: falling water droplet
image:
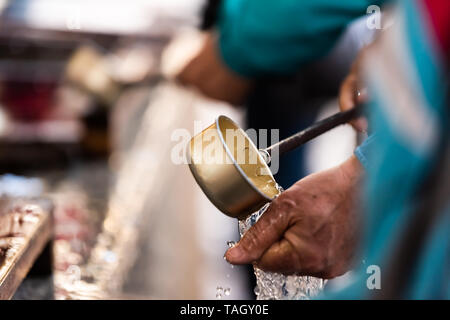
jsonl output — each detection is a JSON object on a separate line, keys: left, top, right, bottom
{"left": 216, "top": 286, "right": 223, "bottom": 299}
{"left": 276, "top": 183, "right": 284, "bottom": 194}
{"left": 227, "top": 241, "right": 236, "bottom": 248}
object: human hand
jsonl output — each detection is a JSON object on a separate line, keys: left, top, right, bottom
{"left": 176, "top": 33, "right": 252, "bottom": 105}
{"left": 225, "top": 155, "right": 364, "bottom": 278}
{"left": 338, "top": 48, "right": 370, "bottom": 132}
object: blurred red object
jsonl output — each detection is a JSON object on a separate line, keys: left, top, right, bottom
{"left": 0, "top": 80, "right": 57, "bottom": 121}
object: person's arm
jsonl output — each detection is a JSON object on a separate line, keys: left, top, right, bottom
{"left": 177, "top": 33, "right": 251, "bottom": 105}
{"left": 178, "top": 0, "right": 390, "bottom": 104}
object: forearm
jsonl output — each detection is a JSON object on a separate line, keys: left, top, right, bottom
{"left": 340, "top": 154, "right": 365, "bottom": 187}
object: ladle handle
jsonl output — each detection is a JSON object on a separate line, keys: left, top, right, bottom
{"left": 264, "top": 105, "right": 364, "bottom": 158}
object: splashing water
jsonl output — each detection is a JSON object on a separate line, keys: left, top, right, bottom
{"left": 238, "top": 186, "right": 325, "bottom": 300}
{"left": 227, "top": 241, "right": 237, "bottom": 248}
{"left": 216, "top": 286, "right": 223, "bottom": 299}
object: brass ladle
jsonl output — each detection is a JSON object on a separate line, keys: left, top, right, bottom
{"left": 187, "top": 106, "right": 362, "bottom": 219}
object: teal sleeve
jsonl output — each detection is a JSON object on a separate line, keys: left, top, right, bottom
{"left": 218, "top": 0, "right": 389, "bottom": 77}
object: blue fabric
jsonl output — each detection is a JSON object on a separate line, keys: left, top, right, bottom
{"left": 334, "top": 0, "right": 449, "bottom": 299}
{"left": 354, "top": 134, "right": 377, "bottom": 170}
{"left": 406, "top": 206, "right": 450, "bottom": 299}
{"left": 218, "top": 0, "right": 389, "bottom": 77}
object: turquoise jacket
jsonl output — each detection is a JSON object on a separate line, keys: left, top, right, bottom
{"left": 218, "top": 0, "right": 388, "bottom": 77}
{"left": 350, "top": 0, "right": 449, "bottom": 299}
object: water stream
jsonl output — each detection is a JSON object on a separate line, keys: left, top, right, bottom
{"left": 238, "top": 195, "right": 325, "bottom": 300}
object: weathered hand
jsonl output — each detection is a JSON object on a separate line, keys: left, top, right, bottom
{"left": 225, "top": 155, "right": 364, "bottom": 279}
{"left": 176, "top": 33, "right": 252, "bottom": 105}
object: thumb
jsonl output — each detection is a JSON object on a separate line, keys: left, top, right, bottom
{"left": 225, "top": 198, "right": 292, "bottom": 265}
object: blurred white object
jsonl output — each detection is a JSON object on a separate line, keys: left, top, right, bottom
{"left": 66, "top": 46, "right": 120, "bottom": 105}
{"left": 305, "top": 101, "right": 357, "bottom": 173}
{"left": 0, "top": 106, "right": 11, "bottom": 137}
{"left": 161, "top": 29, "right": 207, "bottom": 79}
{"left": 0, "top": 174, "right": 45, "bottom": 198}
{"left": 4, "top": 120, "right": 83, "bottom": 143}
{"left": 107, "top": 45, "right": 158, "bottom": 83}
{"left": 7, "top": 0, "right": 204, "bottom": 36}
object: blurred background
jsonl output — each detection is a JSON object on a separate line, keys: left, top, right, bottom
{"left": 0, "top": 0, "right": 365, "bottom": 299}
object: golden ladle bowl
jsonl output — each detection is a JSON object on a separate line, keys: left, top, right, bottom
{"left": 187, "top": 115, "right": 279, "bottom": 219}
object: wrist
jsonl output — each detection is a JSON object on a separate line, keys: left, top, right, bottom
{"left": 339, "top": 155, "right": 364, "bottom": 186}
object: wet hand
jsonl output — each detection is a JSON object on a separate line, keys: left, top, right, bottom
{"left": 225, "top": 155, "right": 363, "bottom": 279}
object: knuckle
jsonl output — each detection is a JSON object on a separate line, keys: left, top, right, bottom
{"left": 274, "top": 195, "right": 297, "bottom": 217}
{"left": 241, "top": 230, "right": 263, "bottom": 261}
{"left": 262, "top": 198, "right": 293, "bottom": 226}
